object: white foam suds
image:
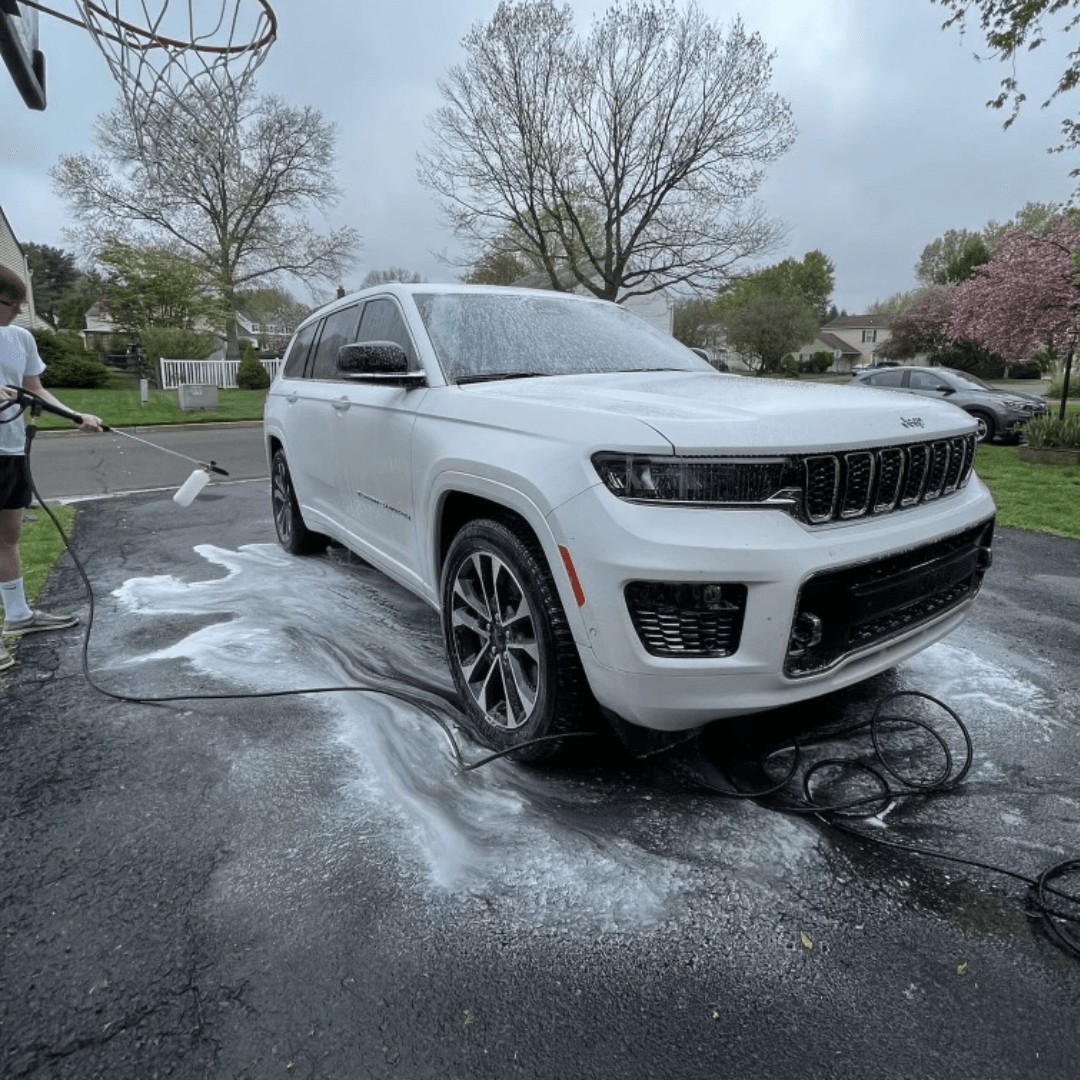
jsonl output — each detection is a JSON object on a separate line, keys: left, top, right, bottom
{"left": 905, "top": 640, "right": 1056, "bottom": 734}
{"left": 109, "top": 545, "right": 1072, "bottom": 929}
{"left": 108, "top": 543, "right": 822, "bottom": 928}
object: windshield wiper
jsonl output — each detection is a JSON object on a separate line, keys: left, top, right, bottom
{"left": 455, "top": 371, "right": 548, "bottom": 385}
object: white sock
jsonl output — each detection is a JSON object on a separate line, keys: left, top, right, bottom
{"left": 0, "top": 578, "right": 33, "bottom": 622}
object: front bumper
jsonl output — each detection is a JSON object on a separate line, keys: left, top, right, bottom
{"left": 549, "top": 478, "right": 996, "bottom": 730}
{"left": 1001, "top": 403, "right": 1049, "bottom": 433}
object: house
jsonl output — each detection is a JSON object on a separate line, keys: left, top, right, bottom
{"left": 80, "top": 302, "right": 270, "bottom": 358}
{"left": 235, "top": 310, "right": 297, "bottom": 355}
{"left": 812, "top": 314, "right": 895, "bottom": 373}
{"left": 0, "top": 205, "right": 49, "bottom": 331}
{"left": 795, "top": 330, "right": 863, "bottom": 372}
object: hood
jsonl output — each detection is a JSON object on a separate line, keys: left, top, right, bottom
{"left": 460, "top": 371, "right": 975, "bottom": 453}
{"left": 987, "top": 387, "right": 1044, "bottom": 402}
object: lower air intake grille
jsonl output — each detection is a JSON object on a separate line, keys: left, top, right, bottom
{"left": 784, "top": 518, "right": 994, "bottom": 677}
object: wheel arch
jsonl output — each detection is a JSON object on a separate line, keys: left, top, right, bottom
{"left": 965, "top": 407, "right": 995, "bottom": 441}
{"left": 436, "top": 490, "right": 541, "bottom": 580}
{"left": 433, "top": 487, "right": 584, "bottom": 637}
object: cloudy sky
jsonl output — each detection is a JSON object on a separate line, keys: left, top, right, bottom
{"left": 3, "top": 0, "right": 1076, "bottom": 314}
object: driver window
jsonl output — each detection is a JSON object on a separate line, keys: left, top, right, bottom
{"left": 909, "top": 371, "right": 947, "bottom": 391}
{"left": 357, "top": 298, "right": 417, "bottom": 368}
{"left": 867, "top": 369, "right": 905, "bottom": 387}
{"left": 309, "top": 304, "right": 361, "bottom": 380}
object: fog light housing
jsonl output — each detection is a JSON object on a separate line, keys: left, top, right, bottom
{"left": 625, "top": 581, "right": 748, "bottom": 658}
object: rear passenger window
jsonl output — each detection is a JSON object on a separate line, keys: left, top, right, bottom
{"left": 309, "top": 305, "right": 362, "bottom": 380}
{"left": 357, "top": 298, "right": 417, "bottom": 368}
{"left": 282, "top": 321, "right": 319, "bottom": 379}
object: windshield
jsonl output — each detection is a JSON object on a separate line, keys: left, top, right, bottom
{"left": 943, "top": 369, "right": 993, "bottom": 391}
{"left": 413, "top": 292, "right": 711, "bottom": 384}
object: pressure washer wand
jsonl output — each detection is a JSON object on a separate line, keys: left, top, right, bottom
{"left": 2, "top": 384, "right": 230, "bottom": 477}
{"left": 101, "top": 426, "right": 230, "bottom": 476}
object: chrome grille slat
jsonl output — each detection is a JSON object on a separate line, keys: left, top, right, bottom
{"left": 840, "top": 451, "right": 874, "bottom": 518}
{"left": 874, "top": 447, "right": 904, "bottom": 512}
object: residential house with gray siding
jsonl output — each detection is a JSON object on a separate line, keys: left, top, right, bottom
{"left": 0, "top": 205, "right": 46, "bottom": 331}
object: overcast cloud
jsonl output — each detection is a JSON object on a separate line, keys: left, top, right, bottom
{"left": 3, "top": 0, "right": 1076, "bottom": 313}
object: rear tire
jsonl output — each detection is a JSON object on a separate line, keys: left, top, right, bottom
{"left": 271, "top": 449, "right": 329, "bottom": 555}
{"left": 441, "top": 518, "right": 593, "bottom": 763}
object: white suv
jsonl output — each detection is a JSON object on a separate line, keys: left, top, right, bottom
{"left": 264, "top": 285, "right": 996, "bottom": 759}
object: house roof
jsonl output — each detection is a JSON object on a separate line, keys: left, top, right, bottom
{"left": 821, "top": 314, "right": 894, "bottom": 330}
{"left": 817, "top": 331, "right": 861, "bottom": 355}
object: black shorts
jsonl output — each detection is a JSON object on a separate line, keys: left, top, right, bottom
{"left": 0, "top": 454, "right": 32, "bottom": 511}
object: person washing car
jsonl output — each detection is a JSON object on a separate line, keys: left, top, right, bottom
{"left": 0, "top": 265, "right": 102, "bottom": 673}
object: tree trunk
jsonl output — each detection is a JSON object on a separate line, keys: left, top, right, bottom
{"left": 225, "top": 314, "right": 241, "bottom": 363}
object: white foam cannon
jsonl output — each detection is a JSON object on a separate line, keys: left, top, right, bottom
{"left": 1, "top": 383, "right": 230, "bottom": 505}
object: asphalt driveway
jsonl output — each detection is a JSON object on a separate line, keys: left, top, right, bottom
{"left": 1, "top": 480, "right": 1079, "bottom": 1080}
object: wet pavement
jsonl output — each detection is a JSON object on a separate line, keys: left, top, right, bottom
{"left": 1, "top": 481, "right": 1079, "bottom": 1079}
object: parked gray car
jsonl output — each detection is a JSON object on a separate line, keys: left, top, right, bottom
{"left": 849, "top": 366, "right": 1048, "bottom": 443}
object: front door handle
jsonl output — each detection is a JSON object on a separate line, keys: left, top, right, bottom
{"left": 331, "top": 396, "right": 351, "bottom": 412}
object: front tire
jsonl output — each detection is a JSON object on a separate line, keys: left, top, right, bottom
{"left": 271, "top": 449, "right": 329, "bottom": 555}
{"left": 441, "top": 519, "right": 592, "bottom": 762}
{"left": 968, "top": 410, "right": 995, "bottom": 443}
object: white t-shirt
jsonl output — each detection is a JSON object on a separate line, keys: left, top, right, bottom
{"left": 0, "top": 324, "right": 46, "bottom": 456}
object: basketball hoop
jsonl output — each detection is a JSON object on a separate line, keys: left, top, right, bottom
{"left": 21, "top": 1, "right": 276, "bottom": 150}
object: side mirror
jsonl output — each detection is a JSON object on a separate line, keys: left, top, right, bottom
{"left": 338, "top": 341, "right": 409, "bottom": 374}
{"left": 689, "top": 347, "right": 710, "bottom": 362}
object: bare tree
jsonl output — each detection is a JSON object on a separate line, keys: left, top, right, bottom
{"left": 361, "top": 267, "right": 425, "bottom": 288}
{"left": 419, "top": 0, "right": 794, "bottom": 303}
{"left": 52, "top": 83, "right": 360, "bottom": 360}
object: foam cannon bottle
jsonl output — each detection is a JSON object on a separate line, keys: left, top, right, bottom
{"left": 173, "top": 468, "right": 212, "bottom": 506}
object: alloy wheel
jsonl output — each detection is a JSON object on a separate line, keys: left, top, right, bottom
{"left": 449, "top": 548, "right": 540, "bottom": 731}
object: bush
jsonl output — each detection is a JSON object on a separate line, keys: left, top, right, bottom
{"left": 1047, "top": 378, "right": 1080, "bottom": 400}
{"left": 1008, "top": 360, "right": 1044, "bottom": 380}
{"left": 236, "top": 346, "right": 270, "bottom": 390}
{"left": 31, "top": 329, "right": 112, "bottom": 389}
{"left": 1020, "top": 413, "right": 1080, "bottom": 449}
{"left": 138, "top": 327, "right": 219, "bottom": 372}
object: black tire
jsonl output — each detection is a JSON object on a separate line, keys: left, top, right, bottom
{"left": 271, "top": 449, "right": 329, "bottom": 555}
{"left": 441, "top": 519, "right": 593, "bottom": 763}
{"left": 968, "top": 409, "right": 995, "bottom": 443}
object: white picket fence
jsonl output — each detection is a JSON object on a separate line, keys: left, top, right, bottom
{"left": 159, "top": 357, "right": 283, "bottom": 390}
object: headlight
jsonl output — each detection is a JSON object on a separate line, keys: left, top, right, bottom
{"left": 592, "top": 452, "right": 802, "bottom": 507}
{"left": 1001, "top": 397, "right": 1035, "bottom": 410}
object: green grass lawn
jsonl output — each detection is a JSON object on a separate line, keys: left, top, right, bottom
{"left": 975, "top": 444, "right": 1080, "bottom": 540}
{"left": 18, "top": 505, "right": 76, "bottom": 605}
{"left": 32, "top": 387, "right": 268, "bottom": 429}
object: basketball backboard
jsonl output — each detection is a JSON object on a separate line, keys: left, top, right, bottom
{"left": 0, "top": 0, "right": 45, "bottom": 110}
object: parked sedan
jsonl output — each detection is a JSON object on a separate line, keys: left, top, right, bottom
{"left": 264, "top": 285, "right": 995, "bottom": 760}
{"left": 849, "top": 365, "right": 1048, "bottom": 442}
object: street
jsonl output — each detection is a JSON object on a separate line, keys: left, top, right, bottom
{"left": 27, "top": 423, "right": 269, "bottom": 500}
{"left": 1, "top": 436, "right": 1079, "bottom": 1079}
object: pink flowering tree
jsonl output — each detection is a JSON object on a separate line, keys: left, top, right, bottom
{"left": 878, "top": 285, "right": 1000, "bottom": 371}
{"left": 950, "top": 219, "right": 1080, "bottom": 417}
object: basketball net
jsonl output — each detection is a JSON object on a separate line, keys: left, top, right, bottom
{"left": 71, "top": 1, "right": 277, "bottom": 157}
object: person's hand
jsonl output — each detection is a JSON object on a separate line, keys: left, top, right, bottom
{"left": 0, "top": 385, "right": 17, "bottom": 404}
{"left": 80, "top": 412, "right": 104, "bottom": 432}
